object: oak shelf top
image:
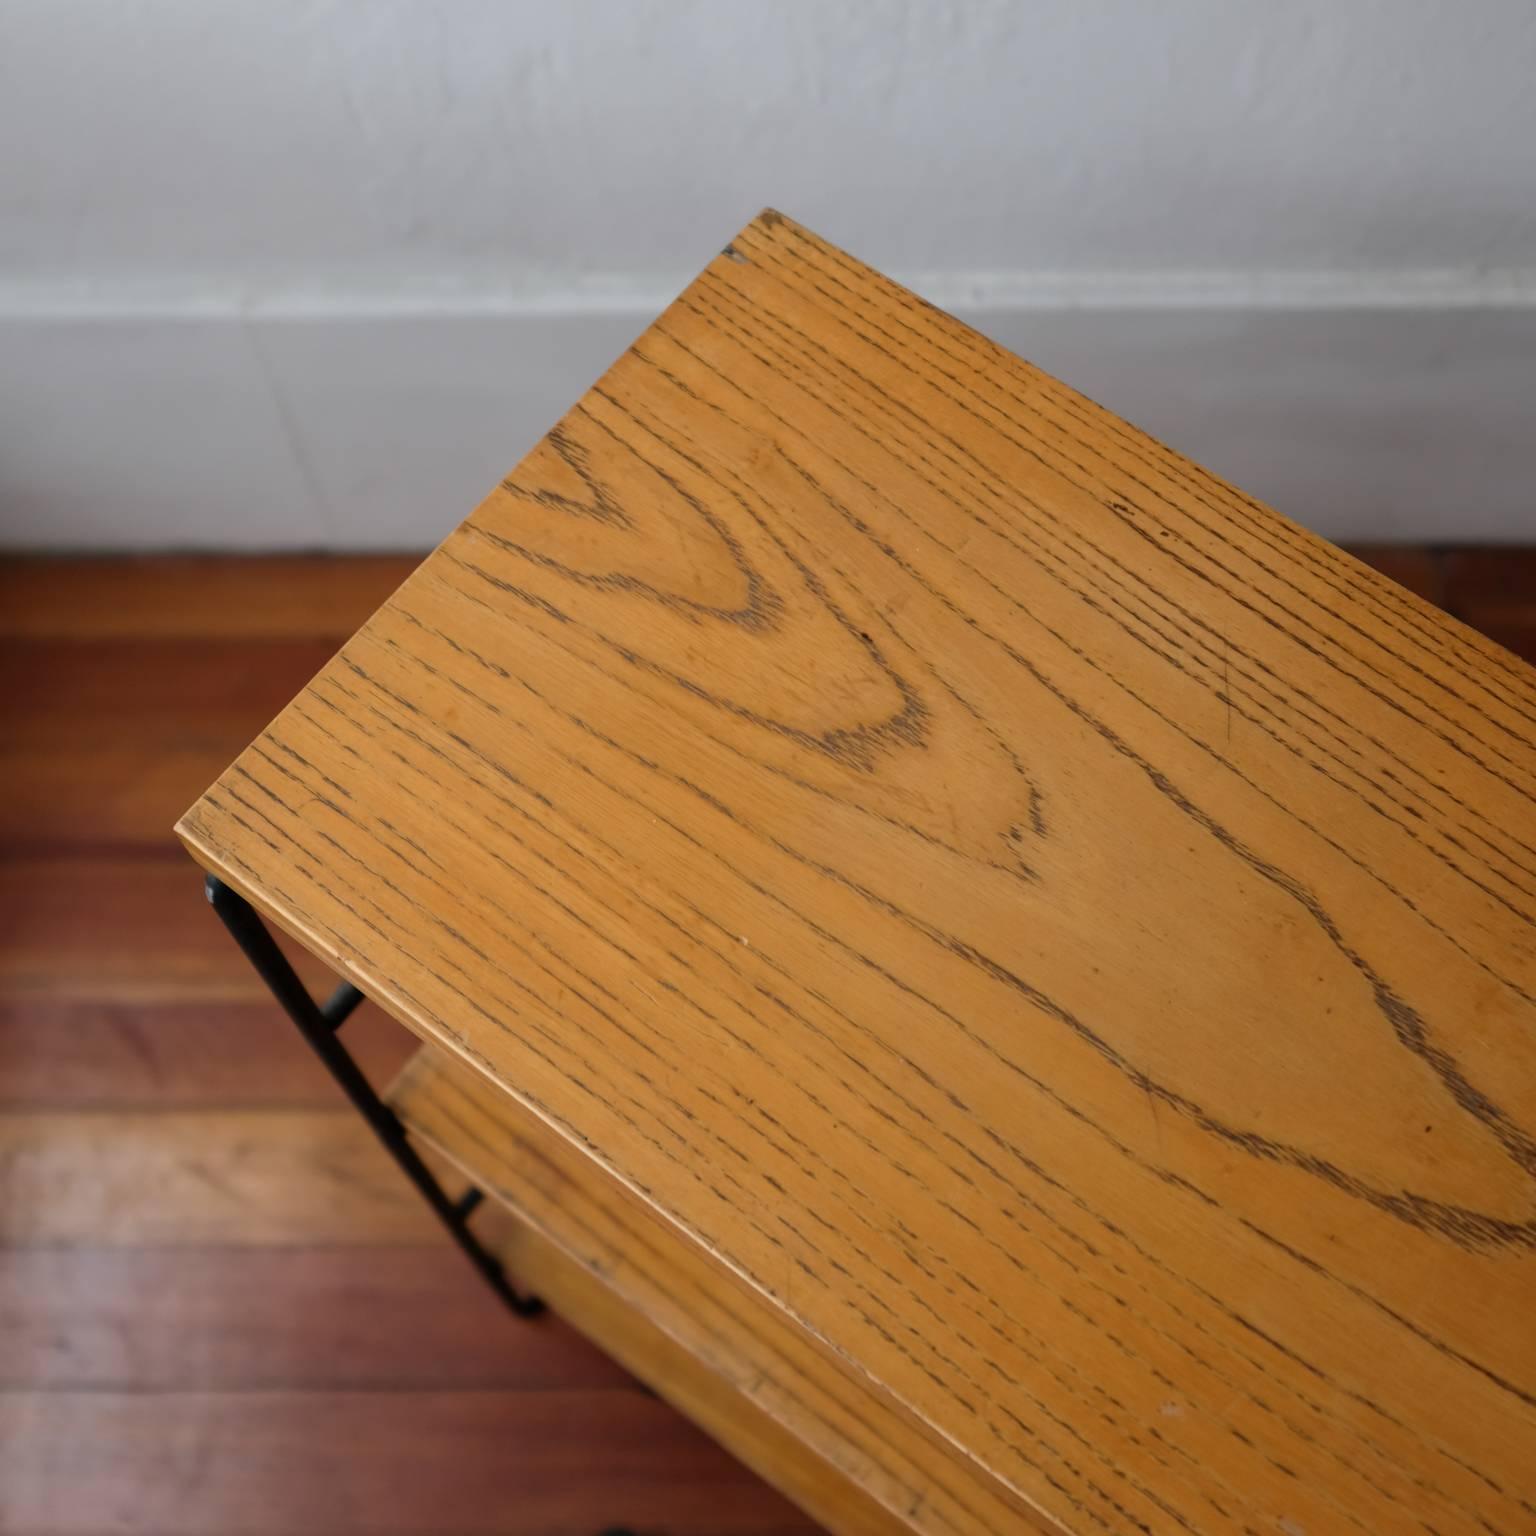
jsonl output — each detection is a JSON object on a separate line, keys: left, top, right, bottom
{"left": 179, "top": 211, "right": 1536, "bottom": 1534}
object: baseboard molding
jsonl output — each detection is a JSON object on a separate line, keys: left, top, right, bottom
{"left": 3, "top": 272, "right": 1533, "bottom": 549}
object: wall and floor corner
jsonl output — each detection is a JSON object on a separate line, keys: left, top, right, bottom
{"left": 2, "top": 0, "right": 1533, "bottom": 551}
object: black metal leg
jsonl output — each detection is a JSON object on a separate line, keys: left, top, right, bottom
{"left": 204, "top": 874, "right": 543, "bottom": 1318}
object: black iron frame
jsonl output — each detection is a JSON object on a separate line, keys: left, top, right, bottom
{"left": 204, "top": 873, "right": 543, "bottom": 1318}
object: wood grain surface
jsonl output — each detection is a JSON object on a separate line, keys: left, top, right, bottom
{"left": 177, "top": 214, "right": 1536, "bottom": 1534}
{"left": 392, "top": 1043, "right": 1038, "bottom": 1535}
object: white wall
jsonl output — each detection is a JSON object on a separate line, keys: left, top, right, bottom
{"left": 2, "top": 0, "right": 1533, "bottom": 549}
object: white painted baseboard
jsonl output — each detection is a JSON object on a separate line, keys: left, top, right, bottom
{"left": 3, "top": 272, "right": 1533, "bottom": 549}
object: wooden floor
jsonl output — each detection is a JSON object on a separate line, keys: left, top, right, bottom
{"left": 1, "top": 549, "right": 1531, "bottom": 1536}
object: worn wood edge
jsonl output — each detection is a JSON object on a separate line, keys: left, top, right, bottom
{"left": 387, "top": 1044, "right": 1056, "bottom": 1536}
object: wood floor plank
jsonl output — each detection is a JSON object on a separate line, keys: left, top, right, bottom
{"left": 1344, "top": 543, "right": 1444, "bottom": 603}
{"left": 0, "top": 637, "right": 344, "bottom": 752}
{"left": 1441, "top": 548, "right": 1536, "bottom": 664}
{"left": 0, "top": 1247, "right": 630, "bottom": 1391}
{"left": 0, "top": 636, "right": 350, "bottom": 848}
{"left": 0, "top": 855, "right": 336, "bottom": 1003}
{"left": 0, "top": 1389, "right": 817, "bottom": 1535}
{"left": 0, "top": 555, "right": 420, "bottom": 640}
{"left": 0, "top": 999, "right": 413, "bottom": 1109}
{"left": 0, "top": 742, "right": 253, "bottom": 850}
{"left": 1468, "top": 622, "right": 1536, "bottom": 666}
{"left": 1442, "top": 546, "right": 1536, "bottom": 620}
{"left": 0, "top": 1109, "right": 436, "bottom": 1246}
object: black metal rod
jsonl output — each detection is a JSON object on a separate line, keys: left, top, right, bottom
{"left": 322, "top": 980, "right": 366, "bottom": 1030}
{"left": 204, "top": 874, "right": 542, "bottom": 1317}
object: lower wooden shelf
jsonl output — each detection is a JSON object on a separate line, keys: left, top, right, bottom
{"left": 386, "top": 1045, "right": 1034, "bottom": 1536}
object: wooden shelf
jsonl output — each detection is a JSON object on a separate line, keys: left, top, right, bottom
{"left": 386, "top": 1044, "right": 1031, "bottom": 1536}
